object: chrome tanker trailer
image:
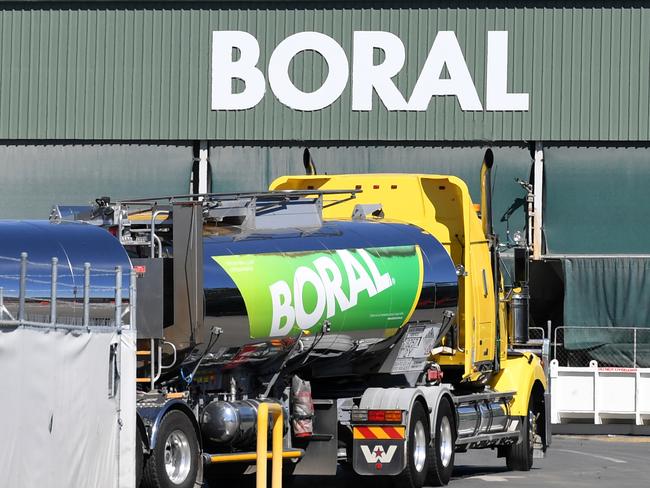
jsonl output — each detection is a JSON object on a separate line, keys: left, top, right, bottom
{"left": 5, "top": 160, "right": 549, "bottom": 488}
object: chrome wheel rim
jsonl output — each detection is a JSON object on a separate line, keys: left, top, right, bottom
{"left": 164, "top": 429, "right": 192, "bottom": 485}
{"left": 528, "top": 410, "right": 536, "bottom": 451}
{"left": 439, "top": 416, "right": 453, "bottom": 468}
{"left": 413, "top": 420, "right": 427, "bottom": 472}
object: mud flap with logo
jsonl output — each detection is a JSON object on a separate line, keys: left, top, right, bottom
{"left": 352, "top": 426, "right": 406, "bottom": 475}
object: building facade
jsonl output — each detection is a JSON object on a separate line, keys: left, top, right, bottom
{"left": 1, "top": 1, "right": 648, "bottom": 356}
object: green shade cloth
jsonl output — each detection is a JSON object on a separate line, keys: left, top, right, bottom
{"left": 544, "top": 146, "right": 650, "bottom": 254}
{"left": 563, "top": 257, "right": 650, "bottom": 366}
{"left": 0, "top": 143, "right": 192, "bottom": 219}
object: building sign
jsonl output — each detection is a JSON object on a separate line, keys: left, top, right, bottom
{"left": 212, "top": 30, "right": 529, "bottom": 112}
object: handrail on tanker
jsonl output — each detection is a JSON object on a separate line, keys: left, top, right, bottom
{"left": 256, "top": 402, "right": 284, "bottom": 488}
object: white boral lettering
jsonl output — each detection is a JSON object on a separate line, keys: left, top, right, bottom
{"left": 407, "top": 31, "right": 482, "bottom": 111}
{"left": 269, "top": 280, "right": 294, "bottom": 336}
{"left": 268, "top": 251, "right": 394, "bottom": 336}
{"left": 352, "top": 31, "right": 409, "bottom": 111}
{"left": 268, "top": 32, "right": 349, "bottom": 111}
{"left": 293, "top": 266, "right": 327, "bottom": 330}
{"left": 211, "top": 31, "right": 266, "bottom": 110}
{"left": 485, "top": 31, "right": 529, "bottom": 111}
{"left": 211, "top": 30, "right": 529, "bottom": 112}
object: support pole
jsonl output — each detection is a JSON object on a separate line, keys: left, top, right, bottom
{"left": 198, "top": 141, "right": 210, "bottom": 197}
{"left": 115, "top": 266, "right": 122, "bottom": 328}
{"left": 83, "top": 262, "right": 91, "bottom": 328}
{"left": 18, "top": 252, "right": 27, "bottom": 322}
{"left": 533, "top": 142, "right": 544, "bottom": 260}
{"left": 256, "top": 402, "right": 283, "bottom": 488}
{"left": 130, "top": 269, "right": 137, "bottom": 331}
{"left": 50, "top": 257, "right": 58, "bottom": 326}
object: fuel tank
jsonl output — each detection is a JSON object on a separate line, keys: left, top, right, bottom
{"left": 0, "top": 221, "right": 132, "bottom": 324}
{"left": 200, "top": 219, "right": 458, "bottom": 347}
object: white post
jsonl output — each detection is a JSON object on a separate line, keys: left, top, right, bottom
{"left": 635, "top": 369, "right": 641, "bottom": 426}
{"left": 198, "top": 141, "right": 209, "bottom": 197}
{"left": 591, "top": 361, "right": 602, "bottom": 425}
{"left": 533, "top": 142, "right": 544, "bottom": 260}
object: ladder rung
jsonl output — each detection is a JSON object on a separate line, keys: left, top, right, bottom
{"left": 136, "top": 350, "right": 152, "bottom": 356}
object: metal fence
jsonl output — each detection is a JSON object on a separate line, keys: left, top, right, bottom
{"left": 552, "top": 326, "right": 650, "bottom": 368}
{"left": 0, "top": 252, "right": 136, "bottom": 331}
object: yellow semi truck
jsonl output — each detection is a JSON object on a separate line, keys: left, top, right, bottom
{"left": 44, "top": 152, "right": 549, "bottom": 487}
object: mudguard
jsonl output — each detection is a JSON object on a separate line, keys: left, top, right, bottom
{"left": 489, "top": 353, "right": 547, "bottom": 416}
{"left": 137, "top": 399, "right": 202, "bottom": 450}
{"left": 352, "top": 386, "right": 454, "bottom": 475}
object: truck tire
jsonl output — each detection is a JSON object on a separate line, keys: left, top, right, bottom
{"left": 395, "top": 401, "right": 430, "bottom": 488}
{"left": 136, "top": 426, "right": 144, "bottom": 487}
{"left": 142, "top": 411, "right": 200, "bottom": 488}
{"left": 426, "top": 398, "right": 455, "bottom": 486}
{"left": 505, "top": 408, "right": 534, "bottom": 471}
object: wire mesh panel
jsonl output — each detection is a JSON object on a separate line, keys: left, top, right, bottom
{"left": 553, "top": 326, "right": 649, "bottom": 368}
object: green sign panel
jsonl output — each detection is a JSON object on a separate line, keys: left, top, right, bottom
{"left": 213, "top": 245, "right": 423, "bottom": 338}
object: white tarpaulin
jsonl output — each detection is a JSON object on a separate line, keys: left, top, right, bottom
{"left": 0, "top": 325, "right": 136, "bottom": 488}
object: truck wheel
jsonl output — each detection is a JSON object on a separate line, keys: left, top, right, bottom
{"left": 142, "top": 411, "right": 199, "bottom": 488}
{"left": 426, "top": 398, "right": 455, "bottom": 486}
{"left": 396, "top": 401, "right": 430, "bottom": 488}
{"left": 505, "top": 408, "right": 534, "bottom": 471}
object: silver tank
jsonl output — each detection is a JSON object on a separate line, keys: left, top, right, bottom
{"left": 200, "top": 399, "right": 261, "bottom": 447}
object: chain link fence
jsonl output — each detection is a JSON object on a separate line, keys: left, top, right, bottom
{"left": 552, "top": 326, "right": 650, "bottom": 368}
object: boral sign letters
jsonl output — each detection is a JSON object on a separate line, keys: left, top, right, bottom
{"left": 212, "top": 31, "right": 529, "bottom": 112}
{"left": 212, "top": 246, "right": 423, "bottom": 339}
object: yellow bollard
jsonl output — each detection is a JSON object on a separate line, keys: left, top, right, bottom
{"left": 256, "top": 402, "right": 284, "bottom": 488}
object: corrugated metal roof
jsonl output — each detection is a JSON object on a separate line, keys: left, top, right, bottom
{"left": 0, "top": 5, "right": 648, "bottom": 141}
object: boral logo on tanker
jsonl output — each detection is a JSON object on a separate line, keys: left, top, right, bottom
{"left": 213, "top": 246, "right": 423, "bottom": 338}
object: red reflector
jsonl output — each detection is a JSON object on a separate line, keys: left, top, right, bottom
{"left": 368, "top": 410, "right": 385, "bottom": 422}
{"left": 367, "top": 409, "right": 402, "bottom": 423}
{"left": 133, "top": 265, "right": 146, "bottom": 275}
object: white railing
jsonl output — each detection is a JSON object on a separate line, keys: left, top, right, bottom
{"left": 550, "top": 326, "right": 650, "bottom": 426}
{"left": 550, "top": 359, "right": 650, "bottom": 426}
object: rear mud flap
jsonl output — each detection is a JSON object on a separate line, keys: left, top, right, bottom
{"left": 352, "top": 426, "right": 406, "bottom": 476}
